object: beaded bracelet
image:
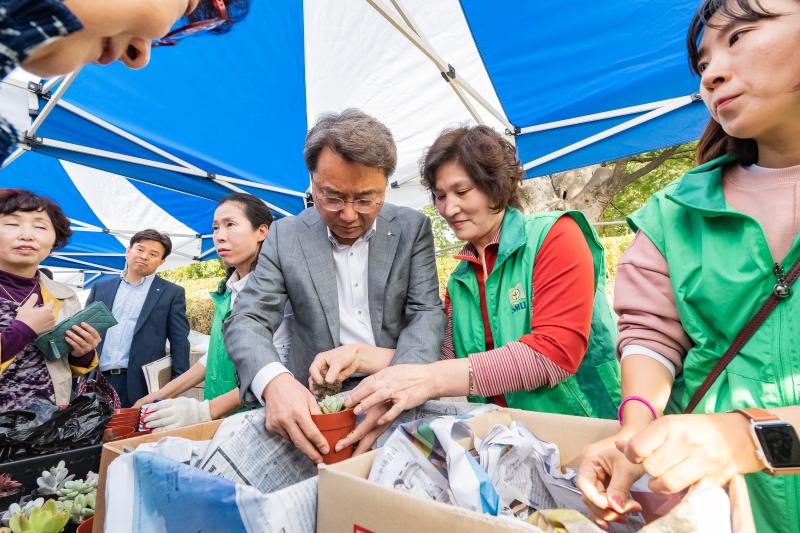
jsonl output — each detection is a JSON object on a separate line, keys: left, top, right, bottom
{"left": 617, "top": 395, "right": 657, "bottom": 425}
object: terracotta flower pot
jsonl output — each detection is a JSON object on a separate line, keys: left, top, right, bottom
{"left": 102, "top": 427, "right": 134, "bottom": 442}
{"left": 76, "top": 516, "right": 94, "bottom": 533}
{"left": 310, "top": 407, "right": 357, "bottom": 464}
{"left": 113, "top": 408, "right": 140, "bottom": 416}
{"left": 109, "top": 414, "right": 140, "bottom": 426}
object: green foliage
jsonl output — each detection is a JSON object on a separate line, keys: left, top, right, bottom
{"left": 599, "top": 142, "right": 696, "bottom": 236}
{"left": 160, "top": 259, "right": 226, "bottom": 282}
{"left": 420, "top": 205, "right": 460, "bottom": 252}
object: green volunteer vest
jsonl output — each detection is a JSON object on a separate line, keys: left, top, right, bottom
{"left": 448, "top": 208, "right": 621, "bottom": 419}
{"left": 204, "top": 286, "right": 246, "bottom": 406}
{"left": 629, "top": 154, "right": 800, "bottom": 533}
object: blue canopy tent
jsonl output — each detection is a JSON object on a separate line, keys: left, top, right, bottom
{"left": 0, "top": 0, "right": 708, "bottom": 286}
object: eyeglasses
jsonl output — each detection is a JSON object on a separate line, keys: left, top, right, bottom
{"left": 317, "top": 195, "right": 384, "bottom": 214}
{"left": 152, "top": 0, "right": 229, "bottom": 47}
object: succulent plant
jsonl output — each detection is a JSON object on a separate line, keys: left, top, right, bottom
{"left": 55, "top": 472, "right": 97, "bottom": 524}
{"left": 56, "top": 493, "right": 95, "bottom": 524}
{"left": 1, "top": 499, "right": 44, "bottom": 527}
{"left": 318, "top": 394, "right": 346, "bottom": 414}
{"left": 7, "top": 499, "right": 69, "bottom": 533}
{"left": 35, "top": 462, "right": 74, "bottom": 496}
{"left": 0, "top": 474, "right": 22, "bottom": 499}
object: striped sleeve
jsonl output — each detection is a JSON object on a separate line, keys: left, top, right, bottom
{"left": 440, "top": 293, "right": 455, "bottom": 360}
{"left": 468, "top": 341, "right": 570, "bottom": 397}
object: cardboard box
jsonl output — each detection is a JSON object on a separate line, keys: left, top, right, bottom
{"left": 92, "top": 419, "right": 223, "bottom": 533}
{"left": 317, "top": 408, "right": 617, "bottom": 533}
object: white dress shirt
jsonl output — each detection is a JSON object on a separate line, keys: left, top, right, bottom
{"left": 99, "top": 273, "right": 155, "bottom": 371}
{"left": 250, "top": 221, "right": 377, "bottom": 403}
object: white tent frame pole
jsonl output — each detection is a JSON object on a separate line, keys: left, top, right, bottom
{"left": 57, "top": 99, "right": 204, "bottom": 173}
{"left": 34, "top": 138, "right": 294, "bottom": 216}
{"left": 26, "top": 69, "right": 82, "bottom": 138}
{"left": 366, "top": 0, "right": 511, "bottom": 130}
{"left": 523, "top": 95, "right": 696, "bottom": 171}
{"left": 388, "top": 0, "right": 482, "bottom": 125}
{"left": 51, "top": 101, "right": 306, "bottom": 199}
{"left": 196, "top": 247, "right": 218, "bottom": 260}
{"left": 1, "top": 147, "right": 26, "bottom": 169}
{"left": 49, "top": 254, "right": 123, "bottom": 272}
{"left": 519, "top": 94, "right": 699, "bottom": 135}
{"left": 42, "top": 76, "right": 65, "bottom": 94}
{"left": 81, "top": 272, "right": 103, "bottom": 286}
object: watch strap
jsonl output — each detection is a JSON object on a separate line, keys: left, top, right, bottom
{"left": 732, "top": 408, "right": 800, "bottom": 475}
{"left": 733, "top": 407, "right": 781, "bottom": 423}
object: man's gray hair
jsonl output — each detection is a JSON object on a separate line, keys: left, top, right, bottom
{"left": 304, "top": 108, "right": 397, "bottom": 178}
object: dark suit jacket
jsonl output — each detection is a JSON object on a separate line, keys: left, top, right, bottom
{"left": 86, "top": 276, "right": 190, "bottom": 402}
{"left": 224, "top": 203, "right": 445, "bottom": 403}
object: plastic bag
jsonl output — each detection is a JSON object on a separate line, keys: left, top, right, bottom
{"left": 0, "top": 393, "right": 113, "bottom": 462}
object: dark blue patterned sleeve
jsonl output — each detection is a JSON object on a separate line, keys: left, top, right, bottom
{"left": 0, "top": 0, "right": 83, "bottom": 160}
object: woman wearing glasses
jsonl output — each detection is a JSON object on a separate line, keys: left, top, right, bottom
{"left": 1, "top": 0, "right": 249, "bottom": 162}
{"left": 310, "top": 125, "right": 621, "bottom": 456}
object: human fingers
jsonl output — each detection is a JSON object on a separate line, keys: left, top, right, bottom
{"left": 335, "top": 407, "right": 381, "bottom": 452}
{"left": 621, "top": 417, "right": 672, "bottom": 464}
{"left": 648, "top": 454, "right": 719, "bottom": 494}
{"left": 376, "top": 398, "right": 405, "bottom": 426}
{"left": 286, "top": 421, "right": 324, "bottom": 464}
{"left": 624, "top": 432, "right": 686, "bottom": 480}
{"left": 78, "top": 322, "right": 101, "bottom": 342}
{"left": 70, "top": 323, "right": 95, "bottom": 343}
{"left": 576, "top": 455, "right": 610, "bottom": 511}
{"left": 308, "top": 354, "right": 329, "bottom": 386}
{"left": 353, "top": 423, "right": 389, "bottom": 456}
{"left": 344, "top": 374, "right": 379, "bottom": 409}
{"left": 64, "top": 330, "right": 90, "bottom": 352}
{"left": 20, "top": 294, "right": 38, "bottom": 309}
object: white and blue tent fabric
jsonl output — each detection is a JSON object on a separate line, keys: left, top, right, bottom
{"left": 0, "top": 0, "right": 708, "bottom": 287}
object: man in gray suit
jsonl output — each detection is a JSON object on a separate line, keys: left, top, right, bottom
{"left": 224, "top": 109, "right": 444, "bottom": 463}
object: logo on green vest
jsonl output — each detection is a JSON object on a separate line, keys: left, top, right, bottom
{"left": 508, "top": 283, "right": 528, "bottom": 313}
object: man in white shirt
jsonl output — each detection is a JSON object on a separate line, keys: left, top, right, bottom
{"left": 224, "top": 109, "right": 444, "bottom": 463}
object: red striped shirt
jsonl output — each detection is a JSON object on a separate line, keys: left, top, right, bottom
{"left": 441, "top": 216, "right": 595, "bottom": 399}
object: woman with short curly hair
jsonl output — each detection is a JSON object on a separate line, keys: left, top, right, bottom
{"left": 0, "top": 188, "right": 101, "bottom": 410}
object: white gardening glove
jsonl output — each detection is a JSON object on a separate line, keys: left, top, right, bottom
{"left": 143, "top": 397, "right": 212, "bottom": 432}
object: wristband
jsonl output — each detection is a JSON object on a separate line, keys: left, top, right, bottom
{"left": 618, "top": 395, "right": 657, "bottom": 425}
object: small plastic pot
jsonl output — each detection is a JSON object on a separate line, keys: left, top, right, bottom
{"left": 76, "top": 516, "right": 94, "bottom": 533}
{"left": 310, "top": 407, "right": 357, "bottom": 464}
{"left": 113, "top": 408, "right": 140, "bottom": 416}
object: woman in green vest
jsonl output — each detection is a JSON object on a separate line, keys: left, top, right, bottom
{"left": 577, "top": 1, "right": 800, "bottom": 531}
{"left": 134, "top": 193, "right": 292, "bottom": 430}
{"left": 310, "top": 125, "right": 620, "bottom": 454}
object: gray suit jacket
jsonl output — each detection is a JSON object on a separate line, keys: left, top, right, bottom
{"left": 223, "top": 203, "right": 445, "bottom": 403}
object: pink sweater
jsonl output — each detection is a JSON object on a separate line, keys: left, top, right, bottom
{"left": 615, "top": 163, "right": 800, "bottom": 374}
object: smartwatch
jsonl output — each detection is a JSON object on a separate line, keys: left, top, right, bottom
{"left": 733, "top": 407, "right": 800, "bottom": 475}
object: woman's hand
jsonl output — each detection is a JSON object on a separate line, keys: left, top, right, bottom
{"left": 617, "top": 413, "right": 762, "bottom": 494}
{"left": 15, "top": 294, "right": 55, "bottom": 334}
{"left": 344, "top": 364, "right": 437, "bottom": 425}
{"left": 133, "top": 392, "right": 161, "bottom": 409}
{"left": 65, "top": 322, "right": 101, "bottom": 357}
{"left": 577, "top": 433, "right": 644, "bottom": 529}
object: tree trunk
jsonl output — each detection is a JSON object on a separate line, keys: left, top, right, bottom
{"left": 520, "top": 146, "right": 683, "bottom": 222}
